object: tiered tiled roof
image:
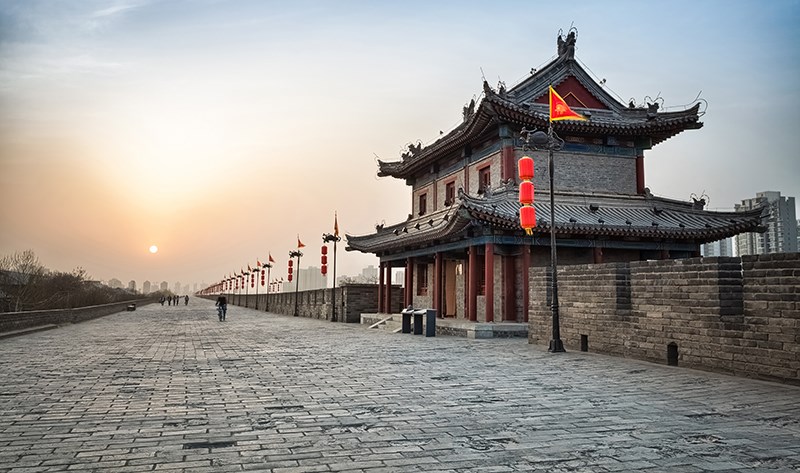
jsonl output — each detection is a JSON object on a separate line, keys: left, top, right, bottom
{"left": 378, "top": 37, "right": 703, "bottom": 180}
{"left": 346, "top": 187, "right": 766, "bottom": 254}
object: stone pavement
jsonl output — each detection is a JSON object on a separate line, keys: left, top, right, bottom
{"left": 0, "top": 298, "right": 799, "bottom": 473}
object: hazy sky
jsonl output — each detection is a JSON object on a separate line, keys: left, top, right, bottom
{"left": 1, "top": 0, "right": 798, "bottom": 289}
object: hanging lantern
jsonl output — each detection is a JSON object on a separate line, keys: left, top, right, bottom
{"left": 520, "top": 206, "right": 537, "bottom": 235}
{"left": 519, "top": 181, "right": 534, "bottom": 205}
{"left": 518, "top": 155, "right": 536, "bottom": 235}
{"left": 251, "top": 273, "right": 254, "bottom": 287}
{"left": 321, "top": 245, "right": 328, "bottom": 255}
{"left": 321, "top": 264, "right": 327, "bottom": 275}
{"left": 321, "top": 255, "right": 328, "bottom": 265}
{"left": 518, "top": 155, "right": 534, "bottom": 180}
{"left": 288, "top": 273, "right": 293, "bottom": 282}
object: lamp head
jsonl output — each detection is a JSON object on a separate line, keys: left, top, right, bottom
{"left": 531, "top": 130, "right": 550, "bottom": 147}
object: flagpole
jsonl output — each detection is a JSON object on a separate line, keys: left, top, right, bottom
{"left": 546, "top": 119, "right": 564, "bottom": 353}
{"left": 245, "top": 271, "right": 249, "bottom": 308}
{"left": 323, "top": 217, "right": 341, "bottom": 322}
{"left": 254, "top": 266, "right": 259, "bottom": 310}
{"left": 289, "top": 248, "right": 303, "bottom": 317}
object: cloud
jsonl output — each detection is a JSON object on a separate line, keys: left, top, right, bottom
{"left": 90, "top": 3, "right": 140, "bottom": 19}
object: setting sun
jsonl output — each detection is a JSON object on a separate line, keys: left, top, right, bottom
{"left": 149, "top": 245, "right": 158, "bottom": 254}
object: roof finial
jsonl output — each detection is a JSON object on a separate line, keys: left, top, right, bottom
{"left": 557, "top": 27, "right": 577, "bottom": 59}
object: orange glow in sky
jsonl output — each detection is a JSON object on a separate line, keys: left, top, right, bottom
{"left": 1, "top": 1, "right": 798, "bottom": 289}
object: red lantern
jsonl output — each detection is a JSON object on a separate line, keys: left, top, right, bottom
{"left": 288, "top": 260, "right": 293, "bottom": 267}
{"left": 288, "top": 274, "right": 293, "bottom": 282}
{"left": 321, "top": 255, "right": 328, "bottom": 265}
{"left": 321, "top": 264, "right": 327, "bottom": 275}
{"left": 519, "top": 181, "right": 534, "bottom": 205}
{"left": 518, "top": 156, "right": 534, "bottom": 180}
{"left": 518, "top": 155, "right": 536, "bottom": 235}
{"left": 261, "top": 273, "right": 265, "bottom": 286}
{"left": 288, "top": 266, "right": 293, "bottom": 275}
{"left": 321, "top": 246, "right": 328, "bottom": 255}
{"left": 520, "top": 206, "right": 537, "bottom": 234}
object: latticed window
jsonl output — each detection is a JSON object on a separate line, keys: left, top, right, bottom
{"left": 445, "top": 181, "right": 456, "bottom": 206}
{"left": 416, "top": 263, "right": 428, "bottom": 296}
{"left": 478, "top": 166, "right": 491, "bottom": 194}
{"left": 419, "top": 193, "right": 427, "bottom": 216}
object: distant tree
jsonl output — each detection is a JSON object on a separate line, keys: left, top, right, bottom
{"left": 1, "top": 251, "right": 142, "bottom": 312}
{"left": 0, "top": 250, "right": 47, "bottom": 311}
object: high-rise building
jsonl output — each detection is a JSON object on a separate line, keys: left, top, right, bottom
{"left": 107, "top": 278, "right": 123, "bottom": 289}
{"left": 142, "top": 280, "right": 151, "bottom": 294}
{"left": 173, "top": 281, "right": 181, "bottom": 294}
{"left": 160, "top": 281, "right": 169, "bottom": 291}
{"left": 701, "top": 238, "right": 733, "bottom": 257}
{"left": 283, "top": 267, "right": 327, "bottom": 292}
{"left": 128, "top": 280, "right": 137, "bottom": 292}
{"left": 735, "top": 191, "right": 798, "bottom": 255}
{"left": 360, "top": 265, "right": 378, "bottom": 282}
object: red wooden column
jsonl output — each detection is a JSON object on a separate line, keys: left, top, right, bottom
{"left": 405, "top": 257, "right": 413, "bottom": 307}
{"left": 468, "top": 246, "right": 478, "bottom": 322}
{"left": 636, "top": 155, "right": 645, "bottom": 195}
{"left": 433, "top": 253, "right": 443, "bottom": 316}
{"left": 378, "top": 263, "right": 385, "bottom": 313}
{"left": 503, "top": 255, "right": 516, "bottom": 321}
{"left": 593, "top": 247, "right": 604, "bottom": 264}
{"left": 485, "top": 243, "right": 494, "bottom": 323}
{"left": 522, "top": 246, "right": 530, "bottom": 323}
{"left": 385, "top": 262, "right": 393, "bottom": 313}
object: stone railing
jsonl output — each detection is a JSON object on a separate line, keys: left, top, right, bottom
{"left": 0, "top": 298, "right": 154, "bottom": 334}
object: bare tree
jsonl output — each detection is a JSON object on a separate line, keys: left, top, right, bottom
{"left": 0, "top": 250, "right": 47, "bottom": 312}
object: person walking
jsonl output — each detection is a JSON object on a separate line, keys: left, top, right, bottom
{"left": 184, "top": 295, "right": 189, "bottom": 306}
{"left": 216, "top": 294, "right": 227, "bottom": 321}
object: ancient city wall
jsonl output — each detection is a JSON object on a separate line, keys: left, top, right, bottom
{"left": 0, "top": 298, "right": 153, "bottom": 333}
{"left": 529, "top": 253, "right": 800, "bottom": 384}
{"left": 220, "top": 284, "right": 388, "bottom": 323}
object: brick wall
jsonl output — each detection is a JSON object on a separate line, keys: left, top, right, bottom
{"left": 214, "top": 284, "right": 391, "bottom": 323}
{"left": 529, "top": 254, "right": 799, "bottom": 384}
{"left": 0, "top": 298, "right": 153, "bottom": 333}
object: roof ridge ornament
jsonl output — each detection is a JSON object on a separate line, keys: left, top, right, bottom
{"left": 462, "top": 98, "right": 476, "bottom": 121}
{"left": 401, "top": 141, "right": 422, "bottom": 161}
{"left": 557, "top": 27, "right": 577, "bottom": 59}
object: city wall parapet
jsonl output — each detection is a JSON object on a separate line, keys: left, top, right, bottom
{"left": 529, "top": 253, "right": 799, "bottom": 384}
{"left": 0, "top": 298, "right": 154, "bottom": 333}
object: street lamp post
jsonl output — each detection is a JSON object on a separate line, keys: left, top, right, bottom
{"left": 289, "top": 250, "right": 303, "bottom": 316}
{"left": 524, "top": 124, "right": 565, "bottom": 353}
{"left": 262, "top": 262, "right": 272, "bottom": 312}
{"left": 322, "top": 232, "right": 342, "bottom": 322}
{"left": 254, "top": 267, "right": 260, "bottom": 310}
{"left": 244, "top": 271, "right": 250, "bottom": 308}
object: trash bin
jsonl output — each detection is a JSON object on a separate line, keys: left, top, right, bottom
{"left": 425, "top": 309, "right": 436, "bottom": 337}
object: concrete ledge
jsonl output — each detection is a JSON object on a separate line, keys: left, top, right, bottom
{"left": 0, "top": 324, "right": 59, "bottom": 340}
{"left": 360, "top": 313, "right": 528, "bottom": 339}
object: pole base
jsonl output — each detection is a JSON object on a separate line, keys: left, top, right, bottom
{"left": 548, "top": 339, "right": 566, "bottom": 353}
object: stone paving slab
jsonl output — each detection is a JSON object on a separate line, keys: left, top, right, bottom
{"left": 0, "top": 298, "right": 799, "bottom": 472}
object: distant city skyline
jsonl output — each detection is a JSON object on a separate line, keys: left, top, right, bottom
{"left": 2, "top": 1, "right": 798, "bottom": 285}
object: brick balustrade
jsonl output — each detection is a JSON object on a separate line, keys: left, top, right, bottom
{"left": 529, "top": 253, "right": 800, "bottom": 384}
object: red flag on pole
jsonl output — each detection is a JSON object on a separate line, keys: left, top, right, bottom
{"left": 334, "top": 212, "right": 339, "bottom": 237}
{"left": 297, "top": 236, "right": 305, "bottom": 248}
{"left": 269, "top": 253, "right": 275, "bottom": 263}
{"left": 549, "top": 86, "right": 587, "bottom": 122}
{"left": 257, "top": 259, "right": 262, "bottom": 267}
